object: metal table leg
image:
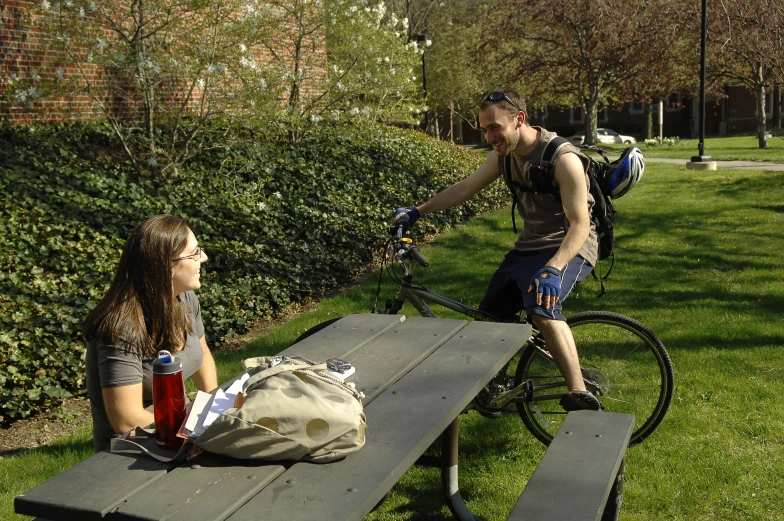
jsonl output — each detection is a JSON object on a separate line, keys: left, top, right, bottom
{"left": 441, "top": 418, "right": 477, "bottom": 521}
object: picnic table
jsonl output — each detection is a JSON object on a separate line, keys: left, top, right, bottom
{"left": 16, "top": 313, "right": 531, "bottom": 521}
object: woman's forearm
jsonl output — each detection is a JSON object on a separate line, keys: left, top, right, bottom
{"left": 191, "top": 337, "right": 218, "bottom": 392}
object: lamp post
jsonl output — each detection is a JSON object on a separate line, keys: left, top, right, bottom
{"left": 413, "top": 33, "right": 430, "bottom": 130}
{"left": 687, "top": 0, "right": 717, "bottom": 170}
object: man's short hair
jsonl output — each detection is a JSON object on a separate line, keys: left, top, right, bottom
{"left": 480, "top": 90, "right": 527, "bottom": 121}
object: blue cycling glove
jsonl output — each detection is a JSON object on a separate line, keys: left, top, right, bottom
{"left": 393, "top": 206, "right": 420, "bottom": 229}
{"left": 529, "top": 266, "right": 563, "bottom": 301}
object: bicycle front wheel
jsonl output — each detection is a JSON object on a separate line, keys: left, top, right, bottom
{"left": 514, "top": 311, "right": 674, "bottom": 446}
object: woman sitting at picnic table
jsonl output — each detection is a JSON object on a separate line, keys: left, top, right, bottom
{"left": 84, "top": 214, "right": 219, "bottom": 452}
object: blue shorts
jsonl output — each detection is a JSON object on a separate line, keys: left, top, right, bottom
{"left": 478, "top": 248, "right": 593, "bottom": 322}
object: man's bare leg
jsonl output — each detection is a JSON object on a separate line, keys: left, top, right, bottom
{"left": 530, "top": 314, "right": 585, "bottom": 392}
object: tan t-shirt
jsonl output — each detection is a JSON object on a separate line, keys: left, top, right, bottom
{"left": 501, "top": 127, "right": 599, "bottom": 266}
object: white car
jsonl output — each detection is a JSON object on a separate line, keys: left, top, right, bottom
{"left": 568, "top": 128, "right": 637, "bottom": 146}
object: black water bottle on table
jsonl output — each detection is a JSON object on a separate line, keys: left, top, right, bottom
{"left": 152, "top": 350, "right": 186, "bottom": 449}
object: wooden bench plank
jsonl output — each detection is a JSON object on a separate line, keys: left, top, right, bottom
{"left": 318, "top": 316, "right": 469, "bottom": 402}
{"left": 276, "top": 314, "right": 469, "bottom": 402}
{"left": 107, "top": 456, "right": 285, "bottom": 521}
{"left": 225, "top": 320, "right": 531, "bottom": 521}
{"left": 507, "top": 411, "right": 635, "bottom": 521}
{"left": 278, "top": 313, "right": 404, "bottom": 363}
{"left": 14, "top": 451, "right": 172, "bottom": 521}
{"left": 102, "top": 315, "right": 470, "bottom": 521}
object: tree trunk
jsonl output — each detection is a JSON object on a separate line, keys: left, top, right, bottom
{"left": 645, "top": 102, "right": 653, "bottom": 140}
{"left": 136, "top": 0, "right": 156, "bottom": 172}
{"left": 583, "top": 97, "right": 599, "bottom": 146}
{"left": 449, "top": 101, "right": 454, "bottom": 143}
{"left": 773, "top": 87, "right": 782, "bottom": 130}
{"left": 756, "top": 64, "right": 768, "bottom": 149}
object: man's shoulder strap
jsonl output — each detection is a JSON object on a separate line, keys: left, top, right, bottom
{"left": 540, "top": 136, "right": 571, "bottom": 169}
{"left": 497, "top": 135, "right": 571, "bottom": 179}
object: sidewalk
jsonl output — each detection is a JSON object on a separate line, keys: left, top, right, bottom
{"left": 645, "top": 157, "right": 784, "bottom": 171}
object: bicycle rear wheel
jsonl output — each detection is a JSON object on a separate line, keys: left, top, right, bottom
{"left": 514, "top": 311, "right": 674, "bottom": 446}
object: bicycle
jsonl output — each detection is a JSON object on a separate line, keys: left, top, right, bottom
{"left": 297, "top": 228, "right": 674, "bottom": 446}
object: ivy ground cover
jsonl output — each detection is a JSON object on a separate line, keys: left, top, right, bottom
{"left": 0, "top": 121, "right": 506, "bottom": 424}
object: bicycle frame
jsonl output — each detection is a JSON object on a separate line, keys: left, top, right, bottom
{"left": 374, "top": 233, "right": 674, "bottom": 445}
{"left": 385, "top": 274, "right": 499, "bottom": 322}
{"left": 379, "top": 249, "right": 571, "bottom": 411}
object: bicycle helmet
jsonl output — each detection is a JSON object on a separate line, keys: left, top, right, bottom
{"left": 603, "top": 146, "right": 644, "bottom": 199}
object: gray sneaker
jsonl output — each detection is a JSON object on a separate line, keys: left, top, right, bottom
{"left": 559, "top": 390, "right": 604, "bottom": 412}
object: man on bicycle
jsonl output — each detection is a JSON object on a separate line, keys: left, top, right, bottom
{"left": 393, "top": 89, "right": 601, "bottom": 412}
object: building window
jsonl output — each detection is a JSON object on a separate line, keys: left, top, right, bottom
{"left": 629, "top": 101, "right": 644, "bottom": 114}
{"left": 667, "top": 93, "right": 682, "bottom": 112}
{"left": 599, "top": 107, "right": 609, "bottom": 123}
{"left": 570, "top": 107, "right": 584, "bottom": 124}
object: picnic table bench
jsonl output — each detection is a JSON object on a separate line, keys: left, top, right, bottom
{"left": 506, "top": 410, "right": 635, "bottom": 521}
{"left": 16, "top": 314, "right": 532, "bottom": 521}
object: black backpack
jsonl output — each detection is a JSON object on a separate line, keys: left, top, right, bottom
{"left": 498, "top": 136, "right": 628, "bottom": 296}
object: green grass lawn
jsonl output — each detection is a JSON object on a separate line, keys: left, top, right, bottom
{"left": 625, "top": 134, "right": 784, "bottom": 162}
{"left": 2, "top": 162, "right": 783, "bottom": 520}
{"left": 468, "top": 134, "right": 784, "bottom": 162}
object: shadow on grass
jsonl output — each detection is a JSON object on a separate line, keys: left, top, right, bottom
{"left": 371, "top": 414, "right": 542, "bottom": 521}
{"left": 0, "top": 434, "right": 93, "bottom": 459}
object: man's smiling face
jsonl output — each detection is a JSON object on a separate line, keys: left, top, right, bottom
{"left": 479, "top": 104, "right": 521, "bottom": 156}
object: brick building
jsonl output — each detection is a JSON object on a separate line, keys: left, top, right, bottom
{"left": 1, "top": 0, "right": 326, "bottom": 125}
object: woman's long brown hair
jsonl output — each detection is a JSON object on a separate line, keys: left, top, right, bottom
{"left": 84, "top": 215, "right": 194, "bottom": 357}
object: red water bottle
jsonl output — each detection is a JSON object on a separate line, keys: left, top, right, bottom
{"left": 152, "top": 350, "right": 186, "bottom": 449}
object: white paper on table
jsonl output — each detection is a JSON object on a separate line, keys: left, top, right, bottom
{"left": 183, "top": 390, "right": 214, "bottom": 434}
{"left": 189, "top": 372, "right": 250, "bottom": 437}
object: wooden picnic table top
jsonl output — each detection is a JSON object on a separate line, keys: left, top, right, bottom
{"left": 15, "top": 314, "right": 532, "bottom": 521}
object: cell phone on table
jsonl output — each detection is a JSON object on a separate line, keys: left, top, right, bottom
{"left": 326, "top": 358, "right": 352, "bottom": 373}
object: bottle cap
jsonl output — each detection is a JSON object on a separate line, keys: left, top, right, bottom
{"left": 153, "top": 350, "right": 182, "bottom": 375}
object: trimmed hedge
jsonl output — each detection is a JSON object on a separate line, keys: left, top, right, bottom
{"left": 0, "top": 120, "right": 508, "bottom": 423}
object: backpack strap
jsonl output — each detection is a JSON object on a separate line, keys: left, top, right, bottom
{"left": 540, "top": 136, "right": 571, "bottom": 171}
{"left": 498, "top": 136, "right": 571, "bottom": 233}
{"left": 498, "top": 153, "right": 522, "bottom": 232}
{"left": 591, "top": 255, "right": 615, "bottom": 297}
{"left": 110, "top": 426, "right": 199, "bottom": 463}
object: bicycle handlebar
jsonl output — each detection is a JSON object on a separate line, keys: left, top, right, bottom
{"left": 407, "top": 244, "right": 430, "bottom": 268}
{"left": 387, "top": 218, "right": 429, "bottom": 267}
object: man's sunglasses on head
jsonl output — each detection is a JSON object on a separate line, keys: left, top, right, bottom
{"left": 485, "top": 92, "right": 521, "bottom": 113}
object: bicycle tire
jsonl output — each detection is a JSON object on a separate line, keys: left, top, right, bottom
{"left": 514, "top": 311, "right": 674, "bottom": 446}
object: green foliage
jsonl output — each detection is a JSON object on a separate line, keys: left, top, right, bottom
{"left": 7, "top": 0, "right": 425, "bottom": 170}
{"left": 0, "top": 119, "right": 502, "bottom": 424}
{"left": 639, "top": 135, "right": 784, "bottom": 161}
{"left": 425, "top": 1, "right": 495, "bottom": 130}
{"left": 3, "top": 162, "right": 784, "bottom": 521}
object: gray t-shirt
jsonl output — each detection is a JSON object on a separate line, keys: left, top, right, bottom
{"left": 85, "top": 291, "right": 206, "bottom": 452}
{"left": 503, "top": 127, "right": 599, "bottom": 266}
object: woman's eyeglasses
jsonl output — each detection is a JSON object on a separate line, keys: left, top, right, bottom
{"left": 173, "top": 247, "right": 204, "bottom": 262}
{"left": 484, "top": 91, "right": 521, "bottom": 113}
